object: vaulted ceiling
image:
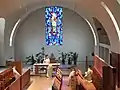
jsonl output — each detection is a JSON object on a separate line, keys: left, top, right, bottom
{"left": 1, "top": 0, "right": 120, "bottom": 53}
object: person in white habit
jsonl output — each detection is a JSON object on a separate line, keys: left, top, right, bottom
{"left": 43, "top": 55, "right": 53, "bottom": 77}
{"left": 47, "top": 64, "right": 53, "bottom": 78}
{"left": 84, "top": 65, "right": 93, "bottom": 83}
{"left": 67, "top": 67, "right": 77, "bottom": 86}
{"left": 43, "top": 55, "right": 50, "bottom": 64}
{"left": 12, "top": 66, "right": 20, "bottom": 78}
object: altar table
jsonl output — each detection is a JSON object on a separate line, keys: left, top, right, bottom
{"left": 33, "top": 63, "right": 60, "bottom": 75}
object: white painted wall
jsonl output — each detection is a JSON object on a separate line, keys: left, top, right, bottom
{"left": 14, "top": 8, "right": 94, "bottom": 62}
{"left": 0, "top": 18, "right": 5, "bottom": 66}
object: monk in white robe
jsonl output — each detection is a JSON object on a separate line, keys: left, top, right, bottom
{"left": 43, "top": 55, "right": 50, "bottom": 64}
{"left": 68, "top": 67, "right": 77, "bottom": 86}
{"left": 84, "top": 65, "right": 93, "bottom": 83}
{"left": 47, "top": 64, "right": 53, "bottom": 78}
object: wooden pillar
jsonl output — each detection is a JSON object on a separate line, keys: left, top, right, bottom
{"left": 35, "top": 65, "right": 38, "bottom": 74}
{"left": 110, "top": 52, "right": 120, "bottom": 88}
{"left": 85, "top": 56, "right": 88, "bottom": 71}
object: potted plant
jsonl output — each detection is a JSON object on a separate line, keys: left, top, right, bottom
{"left": 73, "top": 52, "right": 78, "bottom": 65}
{"left": 61, "top": 52, "right": 65, "bottom": 64}
{"left": 26, "top": 54, "right": 36, "bottom": 65}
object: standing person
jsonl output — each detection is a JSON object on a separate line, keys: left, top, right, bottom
{"left": 47, "top": 64, "right": 53, "bottom": 78}
{"left": 43, "top": 55, "right": 50, "bottom": 73}
{"left": 43, "top": 55, "right": 50, "bottom": 64}
{"left": 67, "top": 67, "right": 77, "bottom": 86}
{"left": 84, "top": 65, "right": 93, "bottom": 82}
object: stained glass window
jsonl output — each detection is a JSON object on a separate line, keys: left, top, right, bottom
{"left": 45, "top": 6, "right": 63, "bottom": 45}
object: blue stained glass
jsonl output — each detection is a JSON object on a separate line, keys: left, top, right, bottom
{"left": 45, "top": 6, "right": 63, "bottom": 45}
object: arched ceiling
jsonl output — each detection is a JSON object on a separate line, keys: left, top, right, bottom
{"left": 1, "top": 0, "right": 120, "bottom": 53}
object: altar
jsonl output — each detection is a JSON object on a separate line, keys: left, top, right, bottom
{"left": 33, "top": 63, "right": 60, "bottom": 75}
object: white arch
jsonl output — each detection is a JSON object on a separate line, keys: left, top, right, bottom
{"left": 9, "top": 19, "right": 21, "bottom": 46}
{"left": 101, "top": 1, "right": 120, "bottom": 41}
{"left": 85, "top": 19, "right": 97, "bottom": 46}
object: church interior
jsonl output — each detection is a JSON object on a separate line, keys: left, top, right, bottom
{"left": 0, "top": 0, "right": 120, "bottom": 90}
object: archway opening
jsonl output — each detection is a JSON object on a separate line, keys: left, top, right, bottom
{"left": 93, "top": 17, "right": 110, "bottom": 64}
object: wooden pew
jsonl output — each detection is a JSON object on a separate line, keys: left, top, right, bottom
{"left": 92, "top": 55, "right": 108, "bottom": 90}
{"left": 6, "top": 60, "right": 30, "bottom": 90}
{"left": 56, "top": 68, "right": 62, "bottom": 81}
{"left": 0, "top": 68, "right": 17, "bottom": 90}
{"left": 72, "top": 69, "right": 96, "bottom": 90}
{"left": 92, "top": 55, "right": 116, "bottom": 90}
{"left": 52, "top": 76, "right": 62, "bottom": 90}
{"left": 92, "top": 67, "right": 103, "bottom": 90}
{"left": 56, "top": 68, "right": 62, "bottom": 76}
{"left": 21, "top": 69, "right": 30, "bottom": 90}
{"left": 5, "top": 76, "right": 21, "bottom": 90}
{"left": 103, "top": 66, "right": 116, "bottom": 90}
{"left": 52, "top": 68, "right": 63, "bottom": 90}
{"left": 0, "top": 78, "right": 4, "bottom": 90}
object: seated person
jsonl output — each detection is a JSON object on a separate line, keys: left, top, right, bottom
{"left": 47, "top": 64, "right": 53, "bottom": 78}
{"left": 12, "top": 66, "right": 20, "bottom": 79}
{"left": 76, "top": 69, "right": 84, "bottom": 79}
{"left": 84, "top": 65, "right": 93, "bottom": 83}
{"left": 43, "top": 55, "right": 50, "bottom": 64}
{"left": 67, "top": 67, "right": 77, "bottom": 86}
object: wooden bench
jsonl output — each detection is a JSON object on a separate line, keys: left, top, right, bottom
{"left": 92, "top": 55, "right": 116, "bottom": 90}
{"left": 5, "top": 76, "right": 21, "bottom": 90}
{"left": 0, "top": 60, "right": 31, "bottom": 90}
{"left": 92, "top": 67, "right": 102, "bottom": 90}
{"left": 6, "top": 61, "right": 30, "bottom": 90}
{"left": 21, "top": 69, "right": 30, "bottom": 90}
{"left": 0, "top": 68, "right": 16, "bottom": 90}
{"left": 71, "top": 69, "right": 96, "bottom": 90}
{"left": 52, "top": 68, "right": 63, "bottom": 90}
{"left": 56, "top": 68, "right": 62, "bottom": 81}
{"left": 52, "top": 76, "right": 62, "bottom": 90}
